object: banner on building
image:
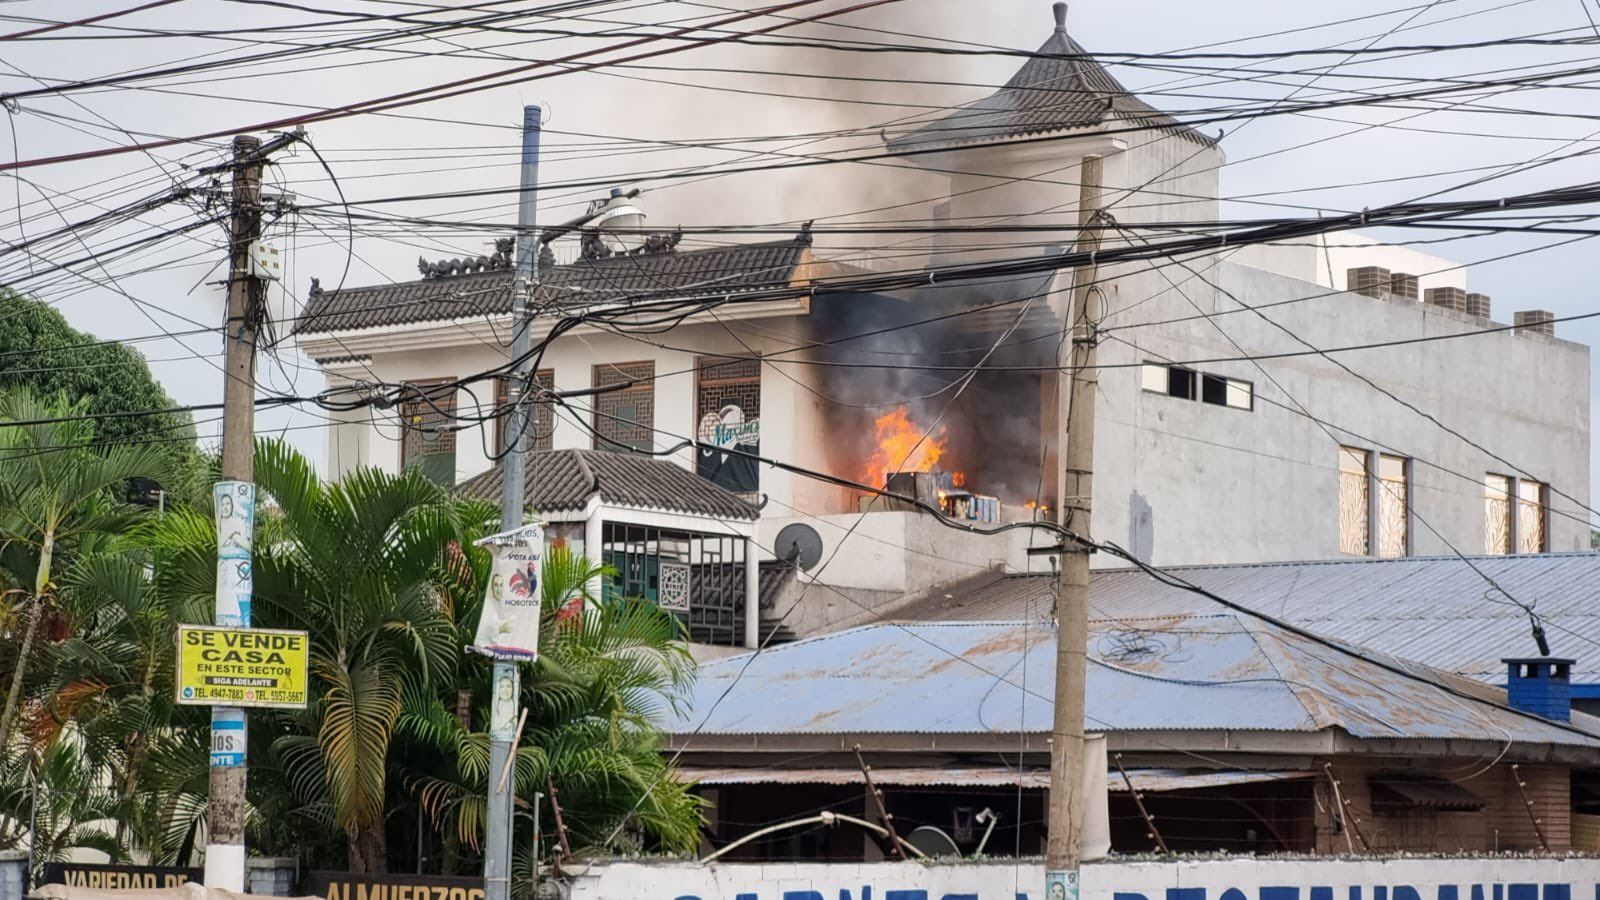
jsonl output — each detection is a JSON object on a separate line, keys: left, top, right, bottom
{"left": 473, "top": 523, "right": 544, "bottom": 659}
{"left": 696, "top": 404, "right": 760, "bottom": 494}
{"left": 176, "top": 624, "right": 309, "bottom": 709}
{"left": 304, "top": 871, "right": 485, "bottom": 900}
{"left": 38, "top": 863, "right": 202, "bottom": 890}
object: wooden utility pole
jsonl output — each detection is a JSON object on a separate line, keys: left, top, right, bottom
{"left": 205, "top": 134, "right": 264, "bottom": 893}
{"left": 1045, "top": 154, "right": 1104, "bottom": 900}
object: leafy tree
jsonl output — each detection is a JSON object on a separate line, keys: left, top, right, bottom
{"left": 0, "top": 286, "right": 202, "bottom": 498}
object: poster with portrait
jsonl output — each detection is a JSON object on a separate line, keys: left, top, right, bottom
{"left": 472, "top": 523, "right": 544, "bottom": 660}
{"left": 213, "top": 481, "right": 255, "bottom": 626}
{"left": 696, "top": 404, "right": 760, "bottom": 493}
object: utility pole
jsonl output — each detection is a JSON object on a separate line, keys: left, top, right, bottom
{"left": 486, "top": 103, "right": 542, "bottom": 900}
{"left": 206, "top": 128, "right": 300, "bottom": 892}
{"left": 207, "top": 134, "right": 264, "bottom": 893}
{"left": 1045, "top": 154, "right": 1104, "bottom": 900}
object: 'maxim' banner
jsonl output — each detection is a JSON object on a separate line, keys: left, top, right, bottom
{"left": 473, "top": 523, "right": 544, "bottom": 659}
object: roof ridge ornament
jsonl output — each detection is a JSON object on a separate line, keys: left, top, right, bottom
{"left": 1053, "top": 2, "right": 1067, "bottom": 33}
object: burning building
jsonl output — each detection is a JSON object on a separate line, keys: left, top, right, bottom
{"left": 296, "top": 3, "right": 1591, "bottom": 647}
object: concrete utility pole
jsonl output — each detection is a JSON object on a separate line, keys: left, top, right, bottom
{"left": 486, "top": 103, "right": 542, "bottom": 900}
{"left": 1045, "top": 154, "right": 1104, "bottom": 900}
{"left": 207, "top": 134, "right": 264, "bottom": 892}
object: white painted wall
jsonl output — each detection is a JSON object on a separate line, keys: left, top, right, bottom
{"left": 1233, "top": 235, "right": 1468, "bottom": 295}
{"left": 308, "top": 127, "right": 1590, "bottom": 587}
{"left": 569, "top": 857, "right": 1600, "bottom": 900}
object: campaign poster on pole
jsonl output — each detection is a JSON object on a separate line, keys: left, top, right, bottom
{"left": 473, "top": 523, "right": 544, "bottom": 660}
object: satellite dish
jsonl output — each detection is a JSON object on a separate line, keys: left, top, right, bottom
{"left": 906, "top": 825, "right": 961, "bottom": 858}
{"left": 773, "top": 523, "right": 823, "bottom": 571}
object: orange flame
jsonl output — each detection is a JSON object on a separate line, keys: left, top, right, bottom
{"left": 862, "top": 406, "right": 948, "bottom": 488}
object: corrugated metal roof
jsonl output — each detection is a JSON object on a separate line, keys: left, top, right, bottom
{"left": 294, "top": 237, "right": 809, "bottom": 335}
{"left": 890, "top": 554, "right": 1600, "bottom": 682}
{"left": 885, "top": 13, "right": 1213, "bottom": 154}
{"left": 676, "top": 766, "right": 1309, "bottom": 793}
{"left": 661, "top": 617, "right": 1600, "bottom": 748}
{"left": 1108, "top": 769, "right": 1314, "bottom": 793}
{"left": 456, "top": 449, "right": 760, "bottom": 520}
{"left": 678, "top": 766, "right": 1050, "bottom": 788}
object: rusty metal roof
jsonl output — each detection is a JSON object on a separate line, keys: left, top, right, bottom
{"left": 885, "top": 9, "right": 1214, "bottom": 154}
{"left": 890, "top": 554, "right": 1600, "bottom": 683}
{"left": 660, "top": 617, "right": 1600, "bottom": 748}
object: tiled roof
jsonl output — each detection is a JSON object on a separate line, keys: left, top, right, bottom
{"left": 886, "top": 8, "right": 1214, "bottom": 154}
{"left": 890, "top": 553, "right": 1600, "bottom": 684}
{"left": 456, "top": 449, "right": 760, "bottom": 521}
{"left": 293, "top": 237, "right": 810, "bottom": 335}
{"left": 661, "top": 616, "right": 1600, "bottom": 749}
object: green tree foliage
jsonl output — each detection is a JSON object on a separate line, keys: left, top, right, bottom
{"left": 0, "top": 433, "right": 703, "bottom": 877}
{"left": 0, "top": 286, "right": 202, "bottom": 497}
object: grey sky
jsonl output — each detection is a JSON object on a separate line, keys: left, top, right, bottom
{"left": 2, "top": 0, "right": 1596, "bottom": 513}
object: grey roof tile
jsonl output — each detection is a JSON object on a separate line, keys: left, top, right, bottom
{"left": 886, "top": 16, "right": 1214, "bottom": 154}
{"left": 457, "top": 449, "right": 760, "bottom": 521}
{"left": 294, "top": 237, "right": 810, "bottom": 336}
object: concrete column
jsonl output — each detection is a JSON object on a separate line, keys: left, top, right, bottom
{"left": 744, "top": 535, "right": 760, "bottom": 649}
{"left": 0, "top": 851, "right": 26, "bottom": 900}
{"left": 247, "top": 858, "right": 299, "bottom": 896}
{"left": 584, "top": 508, "right": 605, "bottom": 602}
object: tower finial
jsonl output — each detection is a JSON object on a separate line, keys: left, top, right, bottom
{"left": 1052, "top": 2, "right": 1067, "bottom": 32}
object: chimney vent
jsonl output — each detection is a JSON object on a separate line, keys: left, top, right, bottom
{"left": 1424, "top": 286, "right": 1466, "bottom": 313}
{"left": 1389, "top": 272, "right": 1419, "bottom": 300}
{"left": 1346, "top": 266, "right": 1390, "bottom": 298}
{"left": 1465, "top": 293, "right": 1492, "bottom": 319}
{"left": 1514, "top": 309, "right": 1556, "bottom": 336}
{"left": 1503, "top": 657, "right": 1574, "bottom": 721}
{"left": 1053, "top": 2, "right": 1067, "bottom": 31}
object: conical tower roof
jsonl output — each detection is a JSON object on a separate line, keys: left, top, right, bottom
{"left": 886, "top": 3, "right": 1215, "bottom": 154}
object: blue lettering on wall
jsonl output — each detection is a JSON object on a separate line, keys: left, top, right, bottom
{"left": 1394, "top": 886, "right": 1420, "bottom": 900}
{"left": 1544, "top": 886, "right": 1572, "bottom": 900}
{"left": 1261, "top": 886, "right": 1299, "bottom": 900}
{"left": 1510, "top": 885, "right": 1539, "bottom": 900}
{"left": 885, "top": 892, "right": 928, "bottom": 900}
{"left": 784, "top": 892, "right": 824, "bottom": 900}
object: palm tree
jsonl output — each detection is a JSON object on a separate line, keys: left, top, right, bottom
{"left": 401, "top": 545, "right": 702, "bottom": 869}
{"left": 245, "top": 439, "right": 468, "bottom": 873}
{"left": 0, "top": 738, "right": 127, "bottom": 875}
{"left": 0, "top": 390, "right": 171, "bottom": 755}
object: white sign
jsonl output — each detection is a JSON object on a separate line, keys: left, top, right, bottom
{"left": 569, "top": 857, "right": 1600, "bottom": 900}
{"left": 473, "top": 523, "right": 544, "bottom": 659}
{"left": 210, "top": 708, "right": 246, "bottom": 767}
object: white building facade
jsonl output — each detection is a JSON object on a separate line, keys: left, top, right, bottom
{"left": 295, "top": 8, "right": 1590, "bottom": 639}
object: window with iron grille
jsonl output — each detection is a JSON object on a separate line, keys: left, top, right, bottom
{"left": 1375, "top": 453, "right": 1409, "bottom": 558}
{"left": 400, "top": 379, "right": 457, "bottom": 486}
{"left": 1517, "top": 478, "right": 1549, "bottom": 554}
{"left": 593, "top": 361, "right": 655, "bottom": 452}
{"left": 1485, "top": 474, "right": 1513, "bottom": 555}
{"left": 497, "top": 370, "right": 555, "bottom": 454}
{"left": 695, "top": 357, "right": 761, "bottom": 493}
{"left": 1338, "top": 446, "right": 1370, "bottom": 555}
